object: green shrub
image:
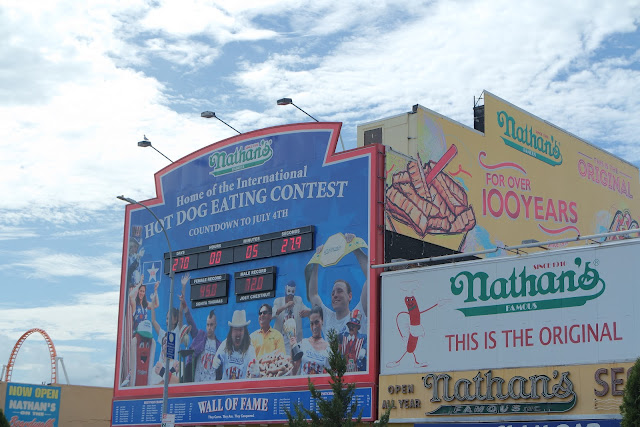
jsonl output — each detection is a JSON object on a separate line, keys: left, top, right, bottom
{"left": 621, "top": 357, "right": 640, "bottom": 427}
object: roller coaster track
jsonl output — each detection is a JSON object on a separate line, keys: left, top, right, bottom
{"left": 4, "top": 328, "right": 58, "bottom": 384}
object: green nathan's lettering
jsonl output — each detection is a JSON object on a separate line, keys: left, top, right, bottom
{"left": 497, "top": 110, "right": 562, "bottom": 166}
{"left": 450, "top": 257, "right": 604, "bottom": 303}
{"left": 209, "top": 139, "right": 273, "bottom": 176}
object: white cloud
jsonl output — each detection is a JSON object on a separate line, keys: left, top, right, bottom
{"left": 6, "top": 250, "right": 121, "bottom": 284}
{"left": 143, "top": 38, "right": 220, "bottom": 68}
{"left": 137, "top": 0, "right": 279, "bottom": 44}
{"left": 0, "top": 225, "right": 38, "bottom": 240}
{"left": 0, "top": 1, "right": 237, "bottom": 218}
{"left": 232, "top": 0, "right": 640, "bottom": 155}
{"left": 54, "top": 345, "right": 97, "bottom": 353}
{"left": 0, "top": 292, "right": 120, "bottom": 342}
{"left": 49, "top": 228, "right": 110, "bottom": 238}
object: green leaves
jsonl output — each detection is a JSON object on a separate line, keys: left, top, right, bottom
{"left": 621, "top": 357, "right": 640, "bottom": 427}
{"left": 285, "top": 329, "right": 362, "bottom": 427}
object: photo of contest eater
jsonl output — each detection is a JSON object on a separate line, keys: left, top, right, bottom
{"left": 125, "top": 273, "right": 157, "bottom": 387}
{"left": 149, "top": 276, "right": 186, "bottom": 385}
{"left": 120, "top": 225, "right": 145, "bottom": 387}
{"left": 251, "top": 303, "right": 294, "bottom": 378}
{"left": 272, "top": 280, "right": 310, "bottom": 357}
{"left": 306, "top": 232, "right": 369, "bottom": 337}
{"left": 126, "top": 226, "right": 144, "bottom": 287}
{"left": 339, "top": 309, "right": 367, "bottom": 372}
{"left": 291, "top": 305, "right": 330, "bottom": 376}
{"left": 179, "top": 273, "right": 221, "bottom": 383}
{"left": 212, "top": 310, "right": 259, "bottom": 380}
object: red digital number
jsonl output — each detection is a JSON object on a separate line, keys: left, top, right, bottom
{"left": 245, "top": 244, "right": 259, "bottom": 259}
{"left": 293, "top": 236, "right": 301, "bottom": 251}
{"left": 281, "top": 236, "right": 302, "bottom": 253}
{"left": 245, "top": 276, "right": 263, "bottom": 292}
{"left": 208, "top": 250, "right": 222, "bottom": 265}
{"left": 200, "top": 283, "right": 217, "bottom": 298}
{"left": 172, "top": 256, "right": 190, "bottom": 271}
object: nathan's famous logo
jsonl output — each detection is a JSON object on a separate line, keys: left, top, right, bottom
{"left": 209, "top": 139, "right": 273, "bottom": 176}
{"left": 422, "top": 369, "right": 576, "bottom": 415}
{"left": 450, "top": 257, "right": 605, "bottom": 317}
{"left": 497, "top": 110, "right": 562, "bottom": 166}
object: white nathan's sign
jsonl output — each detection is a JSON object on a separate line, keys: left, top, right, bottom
{"left": 380, "top": 239, "right": 640, "bottom": 375}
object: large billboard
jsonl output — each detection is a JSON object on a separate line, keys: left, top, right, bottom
{"left": 113, "top": 123, "right": 382, "bottom": 425}
{"left": 384, "top": 92, "right": 640, "bottom": 253}
{"left": 378, "top": 362, "right": 633, "bottom": 422}
{"left": 380, "top": 238, "right": 640, "bottom": 375}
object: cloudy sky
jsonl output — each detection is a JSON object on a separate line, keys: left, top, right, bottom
{"left": 1, "top": 0, "right": 639, "bottom": 388}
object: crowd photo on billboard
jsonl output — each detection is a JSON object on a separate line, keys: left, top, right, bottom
{"left": 119, "top": 230, "right": 369, "bottom": 387}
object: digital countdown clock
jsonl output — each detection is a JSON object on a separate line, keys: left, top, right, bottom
{"left": 234, "top": 267, "right": 276, "bottom": 303}
{"left": 163, "top": 226, "right": 314, "bottom": 274}
{"left": 190, "top": 274, "right": 229, "bottom": 308}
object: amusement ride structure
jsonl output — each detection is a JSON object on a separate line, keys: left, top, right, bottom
{"left": 1, "top": 328, "right": 70, "bottom": 385}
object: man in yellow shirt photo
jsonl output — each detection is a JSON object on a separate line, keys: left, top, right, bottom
{"left": 250, "top": 303, "right": 286, "bottom": 360}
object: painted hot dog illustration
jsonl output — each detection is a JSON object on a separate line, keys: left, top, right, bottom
{"left": 386, "top": 145, "right": 476, "bottom": 236}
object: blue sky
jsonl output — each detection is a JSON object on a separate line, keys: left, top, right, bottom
{"left": 1, "top": 0, "right": 639, "bottom": 388}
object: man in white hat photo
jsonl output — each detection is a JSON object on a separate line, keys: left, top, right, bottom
{"left": 213, "top": 310, "right": 259, "bottom": 380}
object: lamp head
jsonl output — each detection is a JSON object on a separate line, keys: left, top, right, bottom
{"left": 117, "top": 195, "right": 136, "bottom": 204}
{"left": 277, "top": 98, "right": 293, "bottom": 106}
{"left": 137, "top": 140, "right": 151, "bottom": 148}
{"left": 201, "top": 111, "right": 216, "bottom": 119}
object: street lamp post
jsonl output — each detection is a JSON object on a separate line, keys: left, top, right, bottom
{"left": 277, "top": 97, "right": 346, "bottom": 151}
{"left": 138, "top": 135, "right": 174, "bottom": 163}
{"left": 117, "top": 195, "right": 175, "bottom": 422}
{"left": 201, "top": 111, "right": 242, "bottom": 134}
{"left": 276, "top": 97, "right": 319, "bottom": 121}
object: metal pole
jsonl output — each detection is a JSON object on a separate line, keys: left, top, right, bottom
{"left": 117, "top": 195, "right": 175, "bottom": 421}
{"left": 291, "top": 103, "right": 346, "bottom": 151}
{"left": 151, "top": 145, "right": 174, "bottom": 163}
{"left": 55, "top": 357, "right": 71, "bottom": 385}
{"left": 214, "top": 116, "right": 241, "bottom": 135}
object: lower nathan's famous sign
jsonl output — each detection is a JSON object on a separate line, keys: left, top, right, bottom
{"left": 379, "top": 362, "right": 633, "bottom": 422}
{"left": 422, "top": 369, "right": 576, "bottom": 415}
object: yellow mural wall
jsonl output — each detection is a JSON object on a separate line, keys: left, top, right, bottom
{"left": 384, "top": 92, "right": 640, "bottom": 253}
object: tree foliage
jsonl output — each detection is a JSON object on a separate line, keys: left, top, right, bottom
{"left": 285, "top": 329, "right": 391, "bottom": 426}
{"left": 285, "top": 329, "right": 362, "bottom": 426}
{"left": 0, "top": 409, "right": 9, "bottom": 427}
{"left": 375, "top": 407, "right": 391, "bottom": 426}
{"left": 621, "top": 357, "right": 640, "bottom": 427}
